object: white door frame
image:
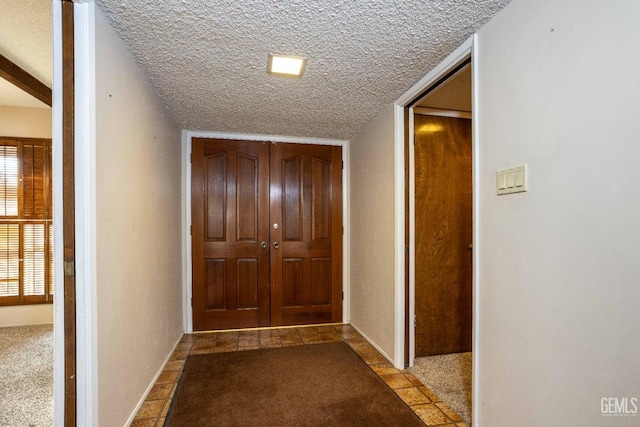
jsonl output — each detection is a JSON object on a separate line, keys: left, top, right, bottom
{"left": 392, "top": 36, "right": 478, "bottom": 393}
{"left": 182, "top": 131, "right": 350, "bottom": 333}
{"left": 52, "top": 2, "right": 64, "bottom": 425}
{"left": 60, "top": 1, "right": 99, "bottom": 425}
{"left": 75, "top": 5, "right": 99, "bottom": 426}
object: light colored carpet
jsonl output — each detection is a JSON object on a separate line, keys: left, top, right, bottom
{"left": 0, "top": 324, "right": 54, "bottom": 427}
{"left": 409, "top": 352, "right": 472, "bottom": 424}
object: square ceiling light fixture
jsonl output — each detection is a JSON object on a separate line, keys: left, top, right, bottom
{"left": 267, "top": 54, "right": 307, "bottom": 78}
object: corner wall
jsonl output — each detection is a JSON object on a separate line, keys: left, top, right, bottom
{"left": 94, "top": 6, "right": 183, "bottom": 425}
{"left": 475, "top": 0, "right": 640, "bottom": 425}
{"left": 349, "top": 104, "right": 397, "bottom": 360}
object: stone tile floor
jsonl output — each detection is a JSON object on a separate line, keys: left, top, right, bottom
{"left": 131, "top": 324, "right": 468, "bottom": 427}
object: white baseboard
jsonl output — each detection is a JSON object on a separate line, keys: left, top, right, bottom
{"left": 349, "top": 323, "right": 395, "bottom": 366}
{"left": 125, "top": 334, "right": 183, "bottom": 426}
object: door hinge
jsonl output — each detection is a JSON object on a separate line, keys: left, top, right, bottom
{"left": 190, "top": 225, "right": 192, "bottom": 235}
{"left": 190, "top": 297, "right": 193, "bottom": 306}
{"left": 414, "top": 315, "right": 417, "bottom": 328}
{"left": 64, "top": 261, "right": 75, "bottom": 277}
{"left": 341, "top": 291, "right": 344, "bottom": 301}
{"left": 342, "top": 160, "right": 344, "bottom": 169}
{"left": 342, "top": 226, "right": 344, "bottom": 235}
{"left": 190, "top": 153, "right": 192, "bottom": 163}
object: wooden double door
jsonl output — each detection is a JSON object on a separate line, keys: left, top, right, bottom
{"left": 191, "top": 138, "right": 343, "bottom": 331}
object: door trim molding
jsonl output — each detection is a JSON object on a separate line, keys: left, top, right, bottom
{"left": 393, "top": 36, "right": 474, "bottom": 370}
{"left": 413, "top": 107, "right": 472, "bottom": 119}
{"left": 471, "top": 35, "right": 481, "bottom": 426}
{"left": 52, "top": 2, "right": 64, "bottom": 425}
{"left": 182, "top": 130, "right": 350, "bottom": 333}
{"left": 69, "top": 1, "right": 99, "bottom": 425}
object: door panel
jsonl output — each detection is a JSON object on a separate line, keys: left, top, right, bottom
{"left": 192, "top": 138, "right": 270, "bottom": 330}
{"left": 270, "top": 143, "right": 342, "bottom": 326}
{"left": 311, "top": 258, "right": 332, "bottom": 304}
{"left": 414, "top": 115, "right": 472, "bottom": 356}
{"left": 205, "top": 153, "right": 226, "bottom": 240}
{"left": 282, "top": 156, "right": 303, "bottom": 241}
{"left": 192, "top": 139, "right": 342, "bottom": 330}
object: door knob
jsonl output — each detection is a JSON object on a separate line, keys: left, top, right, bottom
{"left": 261, "top": 242, "right": 268, "bottom": 249}
{"left": 273, "top": 242, "right": 280, "bottom": 249}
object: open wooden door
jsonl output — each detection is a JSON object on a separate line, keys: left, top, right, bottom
{"left": 191, "top": 139, "right": 342, "bottom": 330}
{"left": 414, "top": 114, "right": 472, "bottom": 356}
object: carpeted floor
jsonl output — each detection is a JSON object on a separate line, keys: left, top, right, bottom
{"left": 409, "top": 352, "right": 472, "bottom": 424}
{"left": 166, "top": 341, "right": 425, "bottom": 426}
{"left": 0, "top": 324, "right": 54, "bottom": 427}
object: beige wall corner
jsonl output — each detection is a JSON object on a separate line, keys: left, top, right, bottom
{"left": 349, "top": 104, "right": 397, "bottom": 360}
{"left": 94, "top": 6, "right": 183, "bottom": 425}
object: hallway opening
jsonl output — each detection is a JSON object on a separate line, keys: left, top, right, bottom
{"left": 405, "top": 56, "right": 474, "bottom": 423}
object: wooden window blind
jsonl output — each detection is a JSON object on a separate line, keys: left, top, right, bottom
{"left": 0, "top": 144, "right": 19, "bottom": 216}
{"left": 23, "top": 143, "right": 49, "bottom": 218}
{"left": 23, "top": 223, "right": 46, "bottom": 296}
{"left": 0, "top": 138, "right": 53, "bottom": 305}
{"left": 0, "top": 224, "right": 20, "bottom": 299}
{"left": 49, "top": 223, "right": 53, "bottom": 296}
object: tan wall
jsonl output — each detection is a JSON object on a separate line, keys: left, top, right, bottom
{"left": 475, "top": 0, "right": 640, "bottom": 424}
{"left": 94, "top": 6, "right": 183, "bottom": 425}
{"left": 0, "top": 105, "right": 53, "bottom": 326}
{"left": 349, "top": 104, "right": 397, "bottom": 359}
{"left": 0, "top": 304, "right": 53, "bottom": 327}
{"left": 0, "top": 106, "right": 51, "bottom": 139}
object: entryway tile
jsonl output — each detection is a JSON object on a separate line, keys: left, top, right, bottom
{"left": 278, "top": 328, "right": 303, "bottom": 346}
{"left": 436, "top": 402, "right": 462, "bottom": 422}
{"left": 380, "top": 373, "right": 414, "bottom": 389}
{"left": 134, "top": 400, "right": 165, "bottom": 419}
{"left": 132, "top": 324, "right": 466, "bottom": 426}
{"left": 298, "top": 327, "right": 324, "bottom": 344}
{"left": 411, "top": 403, "right": 450, "bottom": 425}
{"left": 395, "top": 387, "right": 432, "bottom": 405}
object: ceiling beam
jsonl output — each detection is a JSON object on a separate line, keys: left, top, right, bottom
{"left": 0, "top": 53, "right": 52, "bottom": 107}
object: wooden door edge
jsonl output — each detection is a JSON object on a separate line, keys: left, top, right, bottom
{"left": 62, "top": 1, "right": 76, "bottom": 425}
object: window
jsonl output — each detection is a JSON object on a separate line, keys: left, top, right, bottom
{"left": 0, "top": 138, "right": 53, "bottom": 305}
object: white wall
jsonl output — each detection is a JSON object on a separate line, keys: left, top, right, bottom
{"left": 0, "top": 105, "right": 53, "bottom": 326}
{"left": 475, "top": 0, "right": 640, "bottom": 425}
{"left": 349, "top": 104, "right": 397, "bottom": 360}
{"left": 94, "top": 6, "right": 183, "bottom": 426}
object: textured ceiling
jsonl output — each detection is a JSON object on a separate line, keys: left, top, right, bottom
{"left": 96, "top": 0, "right": 511, "bottom": 139}
{"left": 0, "top": 0, "right": 51, "bottom": 108}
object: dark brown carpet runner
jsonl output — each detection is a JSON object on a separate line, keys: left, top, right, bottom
{"left": 165, "top": 341, "right": 424, "bottom": 426}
